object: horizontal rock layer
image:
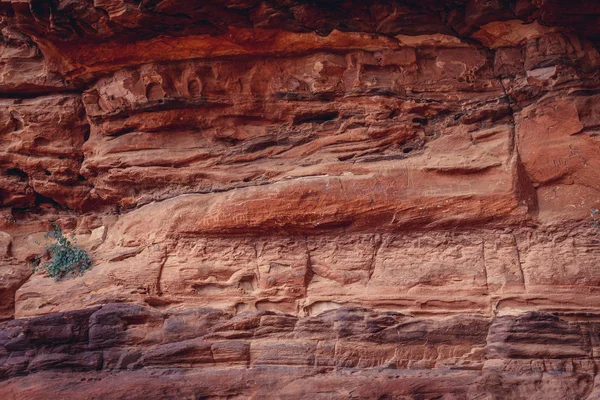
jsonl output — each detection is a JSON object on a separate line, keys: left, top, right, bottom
{"left": 2, "top": 304, "right": 600, "bottom": 399}
{"left": 1, "top": 0, "right": 600, "bottom": 398}
{"left": 13, "top": 223, "right": 600, "bottom": 320}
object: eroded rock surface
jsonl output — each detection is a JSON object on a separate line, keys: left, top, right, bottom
{"left": 1, "top": 0, "right": 600, "bottom": 398}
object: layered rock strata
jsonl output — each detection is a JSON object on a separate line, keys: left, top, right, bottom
{"left": 2, "top": 304, "right": 600, "bottom": 399}
{"left": 1, "top": 0, "right": 600, "bottom": 398}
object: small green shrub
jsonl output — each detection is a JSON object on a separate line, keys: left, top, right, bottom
{"left": 33, "top": 224, "right": 92, "bottom": 280}
{"left": 592, "top": 208, "right": 600, "bottom": 231}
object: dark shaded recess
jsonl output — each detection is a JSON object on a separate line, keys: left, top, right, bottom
{"left": 5, "top": 168, "right": 28, "bottom": 180}
{"left": 218, "top": 137, "right": 241, "bottom": 146}
{"left": 245, "top": 139, "right": 280, "bottom": 153}
{"left": 293, "top": 111, "right": 339, "bottom": 124}
{"left": 33, "top": 137, "right": 51, "bottom": 147}
{"left": 34, "top": 192, "right": 63, "bottom": 209}
{"left": 28, "top": 0, "right": 51, "bottom": 21}
{"left": 363, "top": 88, "right": 403, "bottom": 97}
{"left": 83, "top": 126, "right": 91, "bottom": 142}
{"left": 569, "top": 89, "right": 600, "bottom": 97}
{"left": 89, "top": 96, "right": 227, "bottom": 123}
{"left": 105, "top": 127, "right": 139, "bottom": 138}
{"left": 357, "top": 153, "right": 411, "bottom": 163}
{"left": 146, "top": 82, "right": 164, "bottom": 101}
{"left": 274, "top": 91, "right": 337, "bottom": 102}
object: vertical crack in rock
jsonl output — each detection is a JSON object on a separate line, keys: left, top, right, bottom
{"left": 481, "top": 237, "right": 490, "bottom": 293}
{"left": 497, "top": 75, "right": 516, "bottom": 152}
{"left": 366, "top": 234, "right": 383, "bottom": 283}
{"left": 512, "top": 234, "right": 527, "bottom": 291}
{"left": 496, "top": 67, "right": 539, "bottom": 218}
{"left": 154, "top": 247, "right": 168, "bottom": 297}
{"left": 300, "top": 235, "right": 315, "bottom": 315}
{"left": 252, "top": 242, "right": 262, "bottom": 288}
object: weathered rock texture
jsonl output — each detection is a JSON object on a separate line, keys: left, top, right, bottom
{"left": 1, "top": 0, "right": 600, "bottom": 398}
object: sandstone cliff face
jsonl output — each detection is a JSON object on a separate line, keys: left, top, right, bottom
{"left": 1, "top": 1, "right": 600, "bottom": 399}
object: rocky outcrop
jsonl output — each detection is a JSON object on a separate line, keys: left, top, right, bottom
{"left": 1, "top": 0, "right": 600, "bottom": 398}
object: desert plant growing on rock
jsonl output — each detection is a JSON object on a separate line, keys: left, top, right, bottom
{"left": 33, "top": 224, "right": 92, "bottom": 280}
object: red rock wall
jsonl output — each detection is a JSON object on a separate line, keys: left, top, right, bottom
{"left": 1, "top": 1, "right": 600, "bottom": 398}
